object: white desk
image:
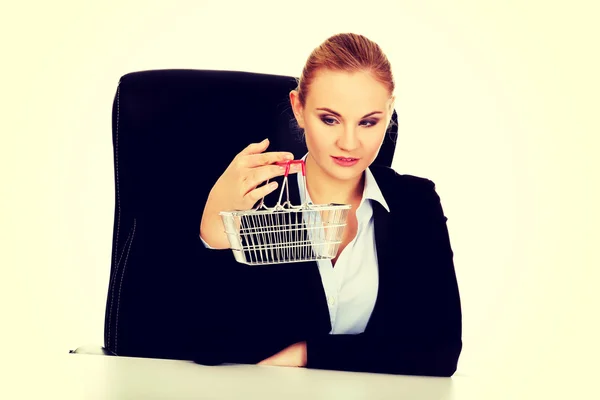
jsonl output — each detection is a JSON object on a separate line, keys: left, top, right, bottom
{"left": 7, "top": 353, "right": 457, "bottom": 399}
{"left": 4, "top": 353, "right": 589, "bottom": 399}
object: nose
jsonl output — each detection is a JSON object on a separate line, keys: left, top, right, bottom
{"left": 336, "top": 125, "right": 359, "bottom": 152}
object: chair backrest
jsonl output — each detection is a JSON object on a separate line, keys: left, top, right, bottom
{"left": 103, "top": 69, "right": 398, "bottom": 357}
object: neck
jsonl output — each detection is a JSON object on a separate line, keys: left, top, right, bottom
{"left": 304, "top": 153, "right": 364, "bottom": 205}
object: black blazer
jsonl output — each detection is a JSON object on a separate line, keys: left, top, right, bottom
{"left": 113, "top": 165, "right": 462, "bottom": 377}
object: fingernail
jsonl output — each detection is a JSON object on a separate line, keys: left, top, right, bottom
{"left": 285, "top": 154, "right": 294, "bottom": 160}
{"left": 262, "top": 138, "right": 269, "bottom": 143}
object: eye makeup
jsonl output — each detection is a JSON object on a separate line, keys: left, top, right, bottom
{"left": 319, "top": 115, "right": 379, "bottom": 127}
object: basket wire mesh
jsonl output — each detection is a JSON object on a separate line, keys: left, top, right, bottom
{"left": 219, "top": 160, "right": 351, "bottom": 265}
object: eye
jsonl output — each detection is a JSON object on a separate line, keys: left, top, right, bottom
{"left": 320, "top": 116, "right": 338, "bottom": 126}
{"left": 360, "top": 119, "right": 379, "bottom": 127}
{"left": 320, "top": 116, "right": 379, "bottom": 127}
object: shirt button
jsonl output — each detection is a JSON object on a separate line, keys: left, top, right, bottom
{"left": 328, "top": 296, "right": 336, "bottom": 306}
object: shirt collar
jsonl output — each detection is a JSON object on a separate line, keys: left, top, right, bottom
{"left": 297, "top": 153, "right": 390, "bottom": 212}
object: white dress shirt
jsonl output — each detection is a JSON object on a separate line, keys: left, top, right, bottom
{"left": 201, "top": 153, "right": 390, "bottom": 334}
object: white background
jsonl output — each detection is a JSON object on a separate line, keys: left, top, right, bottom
{"left": 2, "top": 0, "right": 599, "bottom": 397}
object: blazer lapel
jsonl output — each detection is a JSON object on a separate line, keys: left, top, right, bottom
{"left": 366, "top": 170, "right": 395, "bottom": 333}
{"left": 370, "top": 166, "right": 393, "bottom": 272}
{"left": 373, "top": 200, "right": 392, "bottom": 267}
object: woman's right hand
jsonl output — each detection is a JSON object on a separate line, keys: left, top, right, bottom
{"left": 200, "top": 138, "right": 301, "bottom": 249}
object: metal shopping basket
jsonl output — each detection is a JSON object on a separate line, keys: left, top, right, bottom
{"left": 220, "top": 160, "right": 351, "bottom": 265}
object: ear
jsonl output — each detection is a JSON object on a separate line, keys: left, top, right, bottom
{"left": 289, "top": 90, "right": 305, "bottom": 128}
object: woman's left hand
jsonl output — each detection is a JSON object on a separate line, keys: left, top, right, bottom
{"left": 257, "top": 341, "right": 307, "bottom": 367}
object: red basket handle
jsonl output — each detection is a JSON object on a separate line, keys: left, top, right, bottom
{"left": 275, "top": 160, "right": 305, "bottom": 177}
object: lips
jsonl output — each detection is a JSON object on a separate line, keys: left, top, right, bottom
{"left": 333, "top": 156, "right": 358, "bottom": 161}
{"left": 331, "top": 156, "right": 360, "bottom": 167}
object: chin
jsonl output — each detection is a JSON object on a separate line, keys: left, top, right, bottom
{"left": 326, "top": 159, "right": 366, "bottom": 180}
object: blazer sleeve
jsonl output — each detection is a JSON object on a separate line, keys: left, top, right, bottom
{"left": 305, "top": 179, "right": 462, "bottom": 377}
{"left": 189, "top": 236, "right": 257, "bottom": 365}
{"left": 191, "top": 236, "right": 289, "bottom": 366}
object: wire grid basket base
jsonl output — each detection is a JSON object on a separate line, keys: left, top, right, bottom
{"left": 221, "top": 204, "right": 350, "bottom": 265}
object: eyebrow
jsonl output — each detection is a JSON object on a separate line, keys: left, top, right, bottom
{"left": 316, "top": 107, "right": 383, "bottom": 119}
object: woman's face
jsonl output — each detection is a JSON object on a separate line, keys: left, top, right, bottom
{"left": 290, "top": 69, "right": 395, "bottom": 183}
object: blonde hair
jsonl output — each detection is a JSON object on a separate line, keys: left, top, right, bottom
{"left": 296, "top": 33, "right": 395, "bottom": 107}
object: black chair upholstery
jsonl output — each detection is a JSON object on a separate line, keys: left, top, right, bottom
{"left": 71, "top": 69, "right": 398, "bottom": 358}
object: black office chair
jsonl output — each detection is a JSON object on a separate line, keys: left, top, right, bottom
{"left": 70, "top": 69, "right": 399, "bottom": 358}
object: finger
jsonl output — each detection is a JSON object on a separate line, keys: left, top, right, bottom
{"left": 241, "top": 151, "right": 295, "bottom": 168}
{"left": 243, "top": 181, "right": 279, "bottom": 205}
{"left": 242, "top": 164, "right": 300, "bottom": 193}
{"left": 238, "top": 138, "right": 270, "bottom": 156}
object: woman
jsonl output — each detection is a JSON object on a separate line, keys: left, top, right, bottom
{"left": 198, "top": 33, "right": 462, "bottom": 376}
